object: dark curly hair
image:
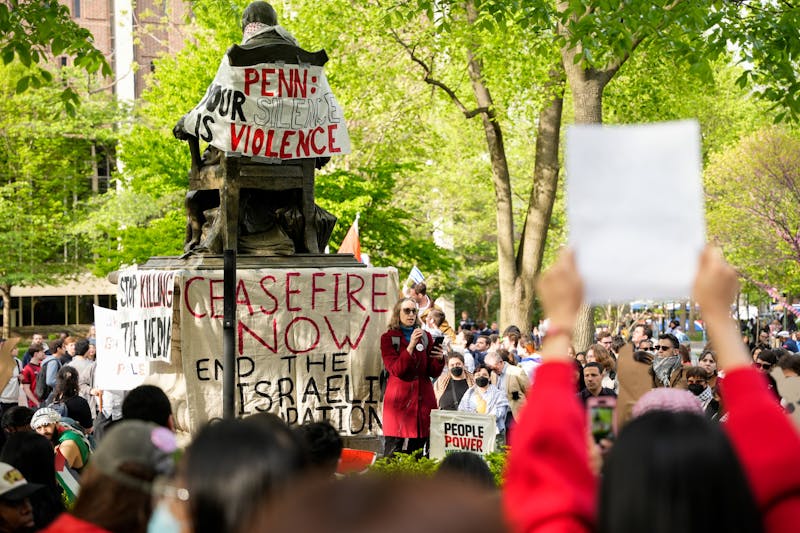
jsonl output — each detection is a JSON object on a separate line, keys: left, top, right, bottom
{"left": 53, "top": 365, "right": 80, "bottom": 402}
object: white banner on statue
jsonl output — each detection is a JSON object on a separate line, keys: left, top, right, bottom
{"left": 182, "top": 56, "right": 350, "bottom": 159}
{"left": 178, "top": 268, "right": 397, "bottom": 436}
{"left": 116, "top": 268, "right": 176, "bottom": 363}
{"left": 429, "top": 409, "right": 497, "bottom": 460}
{"left": 93, "top": 305, "right": 147, "bottom": 390}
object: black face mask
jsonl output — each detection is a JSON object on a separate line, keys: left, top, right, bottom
{"left": 450, "top": 366, "right": 464, "bottom": 377}
{"left": 687, "top": 383, "right": 705, "bottom": 396}
{"left": 475, "top": 376, "right": 490, "bottom": 387}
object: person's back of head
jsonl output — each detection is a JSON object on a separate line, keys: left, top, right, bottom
{"left": 0, "top": 431, "right": 64, "bottom": 528}
{"left": 599, "top": 411, "right": 762, "bottom": 533}
{"left": 54, "top": 365, "right": 79, "bottom": 400}
{"left": 412, "top": 282, "right": 427, "bottom": 296}
{"left": 0, "top": 432, "right": 58, "bottom": 488}
{"left": 247, "top": 474, "right": 503, "bottom": 533}
{"left": 435, "top": 451, "right": 496, "bottom": 490}
{"left": 49, "top": 339, "right": 63, "bottom": 354}
{"left": 241, "top": 1, "right": 278, "bottom": 30}
{"left": 187, "top": 418, "right": 307, "bottom": 533}
{"left": 122, "top": 384, "right": 173, "bottom": 430}
{"left": 1, "top": 407, "right": 34, "bottom": 435}
{"left": 72, "top": 420, "right": 177, "bottom": 533}
{"left": 463, "top": 331, "right": 475, "bottom": 346}
{"left": 428, "top": 308, "right": 445, "bottom": 327}
{"left": 294, "top": 421, "right": 342, "bottom": 477}
{"left": 503, "top": 325, "right": 521, "bottom": 342}
{"left": 777, "top": 353, "right": 800, "bottom": 375}
{"left": 73, "top": 339, "right": 90, "bottom": 356}
{"left": 611, "top": 335, "right": 625, "bottom": 353}
{"left": 678, "top": 344, "right": 692, "bottom": 364}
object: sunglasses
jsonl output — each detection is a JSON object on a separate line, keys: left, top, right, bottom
{"left": 756, "top": 362, "right": 773, "bottom": 370}
{"left": 656, "top": 345, "right": 673, "bottom": 351}
{"left": 401, "top": 308, "right": 418, "bottom": 315}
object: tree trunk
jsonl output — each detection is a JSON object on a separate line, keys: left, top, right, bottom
{"left": 463, "top": 2, "right": 564, "bottom": 332}
{"left": 507, "top": 68, "right": 566, "bottom": 332}
{"left": 465, "top": 57, "right": 565, "bottom": 331}
{"left": 1, "top": 286, "right": 10, "bottom": 340}
{"left": 464, "top": 44, "right": 517, "bottom": 331}
{"left": 563, "top": 70, "right": 610, "bottom": 350}
{"left": 560, "top": 36, "right": 618, "bottom": 350}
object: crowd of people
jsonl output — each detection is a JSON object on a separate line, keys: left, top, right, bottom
{"left": 0, "top": 246, "right": 797, "bottom": 532}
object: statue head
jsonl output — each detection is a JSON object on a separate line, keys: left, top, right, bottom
{"left": 241, "top": 1, "right": 278, "bottom": 31}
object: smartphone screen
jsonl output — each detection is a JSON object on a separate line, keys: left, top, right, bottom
{"left": 587, "top": 397, "right": 616, "bottom": 443}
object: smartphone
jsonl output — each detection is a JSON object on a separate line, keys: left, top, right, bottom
{"left": 433, "top": 336, "right": 444, "bottom": 347}
{"left": 586, "top": 396, "right": 616, "bottom": 443}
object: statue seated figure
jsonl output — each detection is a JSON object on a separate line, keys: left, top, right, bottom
{"left": 173, "top": 1, "right": 348, "bottom": 255}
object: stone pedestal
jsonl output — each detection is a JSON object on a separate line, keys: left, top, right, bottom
{"left": 132, "top": 254, "right": 397, "bottom": 446}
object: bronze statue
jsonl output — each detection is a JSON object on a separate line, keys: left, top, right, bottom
{"left": 174, "top": 1, "right": 348, "bottom": 255}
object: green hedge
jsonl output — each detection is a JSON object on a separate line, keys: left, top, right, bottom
{"left": 369, "top": 449, "right": 507, "bottom": 487}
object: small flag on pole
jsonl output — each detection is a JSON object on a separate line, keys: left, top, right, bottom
{"left": 409, "top": 265, "right": 425, "bottom": 284}
{"left": 338, "top": 214, "right": 362, "bottom": 262}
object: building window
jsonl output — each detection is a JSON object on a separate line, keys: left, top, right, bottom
{"left": 60, "top": 57, "right": 68, "bottom": 67}
{"left": 73, "top": 0, "right": 81, "bottom": 18}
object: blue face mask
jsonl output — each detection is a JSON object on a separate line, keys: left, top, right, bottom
{"left": 148, "top": 501, "right": 182, "bottom": 533}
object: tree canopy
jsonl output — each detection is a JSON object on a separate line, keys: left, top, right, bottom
{"left": 705, "top": 126, "right": 800, "bottom": 296}
{"left": 0, "top": 61, "right": 122, "bottom": 337}
{"left": 0, "top": 0, "right": 111, "bottom": 113}
{"left": 2, "top": 0, "right": 798, "bottom": 334}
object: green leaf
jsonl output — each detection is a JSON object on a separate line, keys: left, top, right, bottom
{"left": 1, "top": 47, "right": 14, "bottom": 65}
{"left": 15, "top": 44, "right": 31, "bottom": 67}
{"left": 51, "top": 37, "right": 67, "bottom": 56}
{"left": 15, "top": 76, "right": 29, "bottom": 93}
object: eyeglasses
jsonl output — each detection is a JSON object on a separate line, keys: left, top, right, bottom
{"left": 756, "top": 362, "right": 773, "bottom": 370}
{"left": 656, "top": 345, "right": 673, "bottom": 351}
{"left": 401, "top": 308, "right": 418, "bottom": 315}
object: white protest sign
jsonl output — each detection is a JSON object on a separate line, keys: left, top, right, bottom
{"left": 116, "top": 268, "right": 176, "bottom": 363}
{"left": 93, "top": 305, "right": 147, "bottom": 390}
{"left": 178, "top": 267, "right": 397, "bottom": 436}
{"left": 429, "top": 409, "right": 497, "bottom": 460}
{"left": 182, "top": 55, "right": 350, "bottom": 159}
{"left": 566, "top": 120, "right": 705, "bottom": 303}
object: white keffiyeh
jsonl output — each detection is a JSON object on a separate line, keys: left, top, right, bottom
{"left": 242, "top": 22, "right": 299, "bottom": 46}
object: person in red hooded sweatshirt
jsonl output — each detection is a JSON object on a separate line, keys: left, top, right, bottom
{"left": 504, "top": 246, "right": 800, "bottom": 533}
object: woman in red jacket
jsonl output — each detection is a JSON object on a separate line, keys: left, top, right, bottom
{"left": 380, "top": 297, "right": 444, "bottom": 458}
{"left": 504, "top": 247, "right": 800, "bottom": 533}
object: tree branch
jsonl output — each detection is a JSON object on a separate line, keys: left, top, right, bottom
{"left": 606, "top": 0, "right": 686, "bottom": 75}
{"left": 390, "top": 30, "right": 490, "bottom": 119}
